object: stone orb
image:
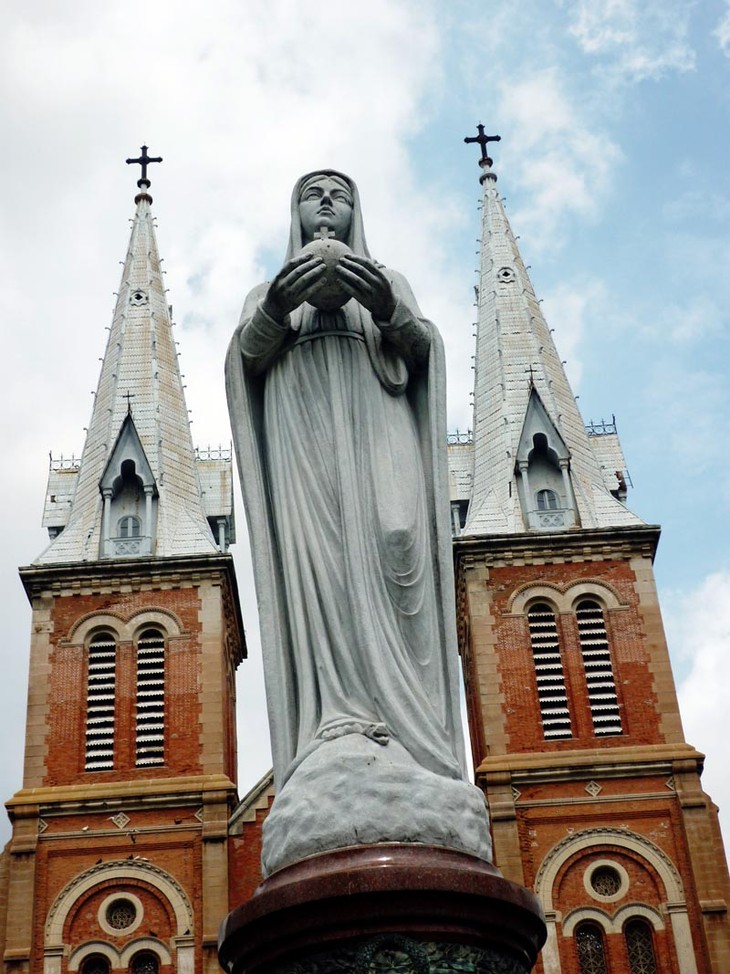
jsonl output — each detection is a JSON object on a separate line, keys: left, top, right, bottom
{"left": 301, "top": 237, "right": 352, "bottom": 312}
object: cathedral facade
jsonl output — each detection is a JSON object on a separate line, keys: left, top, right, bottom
{"left": 1, "top": 154, "right": 728, "bottom": 974}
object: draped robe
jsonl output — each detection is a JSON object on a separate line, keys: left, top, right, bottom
{"left": 226, "top": 172, "right": 467, "bottom": 791}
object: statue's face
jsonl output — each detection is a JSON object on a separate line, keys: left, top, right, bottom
{"left": 299, "top": 177, "right": 353, "bottom": 243}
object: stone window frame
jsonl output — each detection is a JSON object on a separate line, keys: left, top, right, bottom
{"left": 97, "top": 891, "right": 143, "bottom": 937}
{"left": 583, "top": 859, "right": 630, "bottom": 903}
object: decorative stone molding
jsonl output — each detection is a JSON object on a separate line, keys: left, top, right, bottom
{"left": 45, "top": 859, "right": 194, "bottom": 944}
{"left": 508, "top": 579, "right": 625, "bottom": 616}
{"left": 562, "top": 902, "right": 664, "bottom": 936}
{"left": 66, "top": 607, "right": 184, "bottom": 644}
{"left": 534, "top": 826, "right": 684, "bottom": 911}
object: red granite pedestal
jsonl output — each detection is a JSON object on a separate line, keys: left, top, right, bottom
{"left": 219, "top": 845, "right": 546, "bottom": 974}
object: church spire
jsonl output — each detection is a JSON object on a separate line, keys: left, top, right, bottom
{"left": 462, "top": 131, "right": 642, "bottom": 535}
{"left": 37, "top": 150, "right": 219, "bottom": 563}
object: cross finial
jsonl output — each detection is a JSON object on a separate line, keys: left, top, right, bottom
{"left": 314, "top": 226, "right": 336, "bottom": 240}
{"left": 123, "top": 390, "right": 135, "bottom": 415}
{"left": 126, "top": 145, "right": 163, "bottom": 189}
{"left": 525, "top": 365, "right": 537, "bottom": 388}
{"left": 464, "top": 124, "right": 501, "bottom": 167}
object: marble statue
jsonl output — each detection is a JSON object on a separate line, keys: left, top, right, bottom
{"left": 226, "top": 171, "right": 491, "bottom": 874}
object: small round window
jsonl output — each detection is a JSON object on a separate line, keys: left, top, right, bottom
{"left": 591, "top": 865, "right": 621, "bottom": 896}
{"left": 105, "top": 897, "right": 137, "bottom": 930}
{"left": 584, "top": 859, "right": 629, "bottom": 902}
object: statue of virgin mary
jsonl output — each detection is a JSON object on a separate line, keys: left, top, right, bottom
{"left": 226, "top": 171, "right": 491, "bottom": 874}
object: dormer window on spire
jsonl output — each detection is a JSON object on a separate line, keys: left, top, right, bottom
{"left": 516, "top": 390, "right": 578, "bottom": 532}
{"left": 99, "top": 415, "right": 158, "bottom": 559}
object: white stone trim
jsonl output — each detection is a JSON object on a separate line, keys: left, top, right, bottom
{"left": 562, "top": 907, "right": 613, "bottom": 936}
{"left": 583, "top": 858, "right": 630, "bottom": 903}
{"left": 66, "top": 608, "right": 183, "bottom": 644}
{"left": 534, "top": 826, "right": 684, "bottom": 911}
{"left": 613, "top": 903, "right": 665, "bottom": 932}
{"left": 509, "top": 579, "right": 625, "bottom": 616}
{"left": 45, "top": 859, "right": 194, "bottom": 947}
{"left": 120, "top": 938, "right": 172, "bottom": 966}
{"left": 97, "top": 891, "right": 143, "bottom": 937}
{"left": 67, "top": 941, "right": 117, "bottom": 971}
{"left": 562, "top": 902, "right": 664, "bottom": 937}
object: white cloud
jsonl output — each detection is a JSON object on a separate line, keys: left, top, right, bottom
{"left": 714, "top": 2, "right": 730, "bottom": 55}
{"left": 541, "top": 278, "right": 609, "bottom": 389}
{"left": 567, "top": 0, "right": 696, "bottom": 81}
{"left": 665, "top": 572, "right": 730, "bottom": 844}
{"left": 498, "top": 70, "right": 621, "bottom": 247}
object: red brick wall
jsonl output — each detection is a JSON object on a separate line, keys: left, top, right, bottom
{"left": 45, "top": 588, "right": 205, "bottom": 785}
{"left": 468, "top": 559, "right": 665, "bottom": 756}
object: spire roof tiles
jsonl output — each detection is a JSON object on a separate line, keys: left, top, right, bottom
{"left": 36, "top": 189, "right": 218, "bottom": 564}
{"left": 463, "top": 161, "right": 644, "bottom": 536}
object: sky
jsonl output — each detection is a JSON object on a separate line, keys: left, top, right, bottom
{"left": 1, "top": 0, "right": 728, "bottom": 850}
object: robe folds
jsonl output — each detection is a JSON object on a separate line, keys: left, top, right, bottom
{"left": 225, "top": 172, "right": 467, "bottom": 792}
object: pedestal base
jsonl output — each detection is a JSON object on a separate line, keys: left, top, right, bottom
{"left": 219, "top": 845, "right": 546, "bottom": 974}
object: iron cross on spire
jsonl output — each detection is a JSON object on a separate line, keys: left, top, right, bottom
{"left": 464, "top": 124, "right": 501, "bottom": 167}
{"left": 126, "top": 144, "right": 163, "bottom": 188}
{"left": 123, "top": 390, "right": 135, "bottom": 415}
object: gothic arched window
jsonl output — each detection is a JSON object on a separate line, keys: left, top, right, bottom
{"left": 576, "top": 599, "right": 622, "bottom": 736}
{"left": 625, "top": 918, "right": 658, "bottom": 973}
{"left": 85, "top": 632, "right": 117, "bottom": 771}
{"left": 135, "top": 628, "right": 166, "bottom": 766}
{"left": 81, "top": 955, "right": 110, "bottom": 974}
{"left": 536, "top": 488, "right": 559, "bottom": 511}
{"left": 576, "top": 922, "right": 608, "bottom": 974}
{"left": 527, "top": 603, "right": 572, "bottom": 739}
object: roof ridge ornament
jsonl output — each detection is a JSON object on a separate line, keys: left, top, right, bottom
{"left": 125, "top": 144, "right": 163, "bottom": 204}
{"left": 464, "top": 124, "right": 501, "bottom": 183}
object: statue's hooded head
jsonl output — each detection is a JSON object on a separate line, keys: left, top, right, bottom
{"left": 286, "top": 170, "right": 372, "bottom": 261}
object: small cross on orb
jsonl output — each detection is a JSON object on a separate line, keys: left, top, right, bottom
{"left": 123, "top": 390, "right": 136, "bottom": 415}
{"left": 314, "top": 226, "right": 336, "bottom": 240}
{"left": 125, "top": 145, "right": 163, "bottom": 188}
{"left": 464, "top": 124, "right": 501, "bottom": 167}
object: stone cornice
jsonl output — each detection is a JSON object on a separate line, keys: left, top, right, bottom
{"left": 454, "top": 524, "right": 661, "bottom": 567}
{"left": 5, "top": 773, "right": 238, "bottom": 816}
{"left": 18, "top": 552, "right": 246, "bottom": 662}
{"left": 476, "top": 742, "right": 703, "bottom": 784}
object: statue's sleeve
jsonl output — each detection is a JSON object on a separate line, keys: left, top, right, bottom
{"left": 238, "top": 283, "right": 292, "bottom": 376}
{"left": 373, "top": 270, "right": 432, "bottom": 372}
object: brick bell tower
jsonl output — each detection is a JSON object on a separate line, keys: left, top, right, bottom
{"left": 2, "top": 152, "right": 245, "bottom": 974}
{"left": 451, "top": 139, "right": 730, "bottom": 972}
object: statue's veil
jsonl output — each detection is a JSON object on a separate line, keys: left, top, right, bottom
{"left": 285, "top": 170, "right": 372, "bottom": 261}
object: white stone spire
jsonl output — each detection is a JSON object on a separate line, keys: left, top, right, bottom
{"left": 36, "top": 179, "right": 219, "bottom": 564}
{"left": 463, "top": 157, "right": 643, "bottom": 536}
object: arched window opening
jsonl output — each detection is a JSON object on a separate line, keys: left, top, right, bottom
{"left": 536, "top": 488, "right": 559, "bottom": 511}
{"left": 136, "top": 628, "right": 165, "bottom": 766}
{"left": 81, "top": 955, "right": 110, "bottom": 974}
{"left": 576, "top": 922, "right": 608, "bottom": 974}
{"left": 85, "top": 632, "right": 117, "bottom": 771}
{"left": 131, "top": 952, "right": 160, "bottom": 974}
{"left": 119, "top": 515, "right": 141, "bottom": 539}
{"left": 576, "top": 599, "right": 622, "bottom": 736}
{"left": 625, "top": 918, "right": 658, "bottom": 974}
{"left": 527, "top": 603, "right": 572, "bottom": 739}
